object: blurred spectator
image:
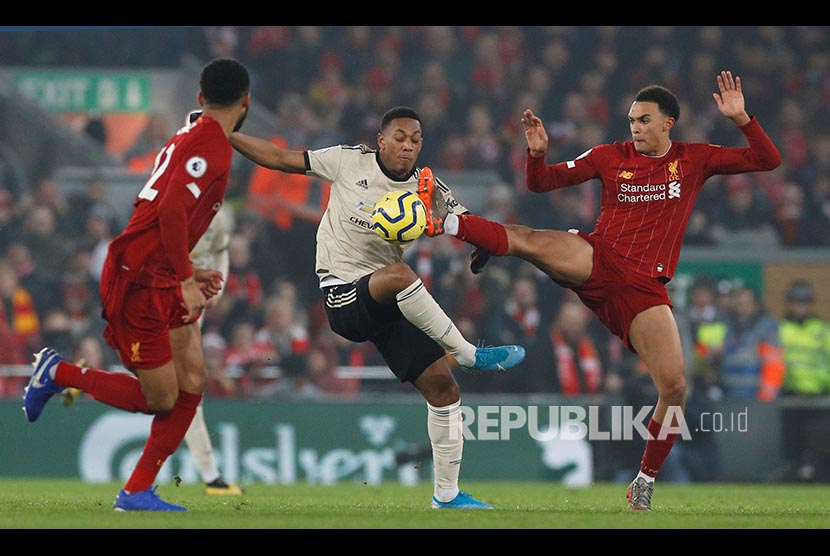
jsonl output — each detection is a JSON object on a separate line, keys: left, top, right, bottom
{"left": 203, "top": 26, "right": 239, "bottom": 59}
{"left": 84, "top": 204, "right": 115, "bottom": 284}
{"left": 666, "top": 278, "right": 721, "bottom": 483}
{"left": 270, "top": 345, "right": 325, "bottom": 400}
{"left": 520, "top": 183, "right": 598, "bottom": 233}
{"left": 780, "top": 281, "right": 830, "bottom": 396}
{"left": 777, "top": 280, "right": 830, "bottom": 482}
{"left": 687, "top": 274, "right": 722, "bottom": 335}
{"left": 801, "top": 173, "right": 830, "bottom": 246}
{"left": 485, "top": 275, "right": 544, "bottom": 348}
{"left": 0, "top": 258, "right": 40, "bottom": 362}
{"left": 307, "top": 326, "right": 361, "bottom": 398}
{"left": 480, "top": 184, "right": 518, "bottom": 227}
{"left": 243, "top": 26, "right": 292, "bottom": 100}
{"left": 537, "top": 296, "right": 606, "bottom": 396}
{"left": 83, "top": 112, "right": 108, "bottom": 146}
{"left": 217, "top": 233, "right": 264, "bottom": 335}
{"left": 65, "top": 175, "right": 120, "bottom": 241}
{"left": 272, "top": 92, "right": 341, "bottom": 151}
{"left": 72, "top": 333, "right": 115, "bottom": 370}
{"left": 124, "top": 112, "right": 174, "bottom": 174}
{"left": 0, "top": 187, "right": 20, "bottom": 254}
{"left": 4, "top": 240, "right": 59, "bottom": 318}
{"left": 463, "top": 104, "right": 503, "bottom": 170}
{"left": 0, "top": 141, "right": 28, "bottom": 203}
{"left": 245, "top": 133, "right": 329, "bottom": 300}
{"left": 773, "top": 181, "right": 816, "bottom": 246}
{"left": 468, "top": 31, "right": 506, "bottom": 104}
{"left": 202, "top": 330, "right": 235, "bottom": 398}
{"left": 28, "top": 174, "right": 69, "bottom": 234}
{"left": 475, "top": 275, "right": 547, "bottom": 393}
{"left": 19, "top": 204, "right": 70, "bottom": 285}
{"left": 254, "top": 296, "right": 311, "bottom": 384}
{"left": 306, "top": 52, "right": 351, "bottom": 129}
{"left": 59, "top": 246, "right": 103, "bottom": 340}
{"left": 40, "top": 307, "right": 75, "bottom": 359}
{"left": 225, "top": 320, "right": 277, "bottom": 398}
{"left": 707, "top": 175, "right": 779, "bottom": 248}
{"left": 716, "top": 286, "right": 784, "bottom": 401}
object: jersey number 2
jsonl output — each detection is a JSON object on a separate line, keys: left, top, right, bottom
{"left": 137, "top": 143, "right": 176, "bottom": 201}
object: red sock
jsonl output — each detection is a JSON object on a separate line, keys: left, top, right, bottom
{"left": 124, "top": 390, "right": 202, "bottom": 493}
{"left": 639, "top": 418, "right": 679, "bottom": 478}
{"left": 456, "top": 214, "right": 509, "bottom": 256}
{"left": 55, "top": 360, "right": 149, "bottom": 413}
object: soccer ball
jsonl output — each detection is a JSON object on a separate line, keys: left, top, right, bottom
{"left": 371, "top": 189, "right": 427, "bottom": 245}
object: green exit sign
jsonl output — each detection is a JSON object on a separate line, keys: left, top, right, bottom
{"left": 14, "top": 71, "right": 151, "bottom": 112}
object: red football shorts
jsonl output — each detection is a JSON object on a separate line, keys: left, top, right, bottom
{"left": 99, "top": 260, "right": 189, "bottom": 370}
{"left": 570, "top": 231, "right": 672, "bottom": 353}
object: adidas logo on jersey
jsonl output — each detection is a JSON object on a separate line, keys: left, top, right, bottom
{"left": 355, "top": 179, "right": 368, "bottom": 189}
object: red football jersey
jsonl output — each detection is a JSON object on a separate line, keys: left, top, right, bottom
{"left": 526, "top": 116, "right": 780, "bottom": 280}
{"left": 106, "top": 115, "right": 232, "bottom": 288}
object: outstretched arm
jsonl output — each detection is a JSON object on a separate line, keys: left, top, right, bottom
{"left": 230, "top": 133, "right": 308, "bottom": 174}
{"left": 712, "top": 70, "right": 751, "bottom": 127}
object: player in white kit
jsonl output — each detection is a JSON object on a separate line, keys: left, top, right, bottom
{"left": 229, "top": 106, "right": 525, "bottom": 509}
{"left": 184, "top": 202, "right": 244, "bottom": 495}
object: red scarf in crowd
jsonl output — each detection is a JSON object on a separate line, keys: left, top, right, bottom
{"left": 551, "top": 329, "right": 602, "bottom": 395}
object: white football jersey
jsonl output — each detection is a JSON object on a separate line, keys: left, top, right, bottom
{"left": 307, "top": 144, "right": 467, "bottom": 286}
{"left": 190, "top": 202, "right": 233, "bottom": 276}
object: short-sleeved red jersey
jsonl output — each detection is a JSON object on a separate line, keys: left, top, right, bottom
{"left": 526, "top": 116, "right": 780, "bottom": 280}
{"left": 106, "top": 116, "right": 232, "bottom": 288}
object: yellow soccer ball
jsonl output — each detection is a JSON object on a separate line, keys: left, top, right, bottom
{"left": 371, "top": 189, "right": 427, "bottom": 245}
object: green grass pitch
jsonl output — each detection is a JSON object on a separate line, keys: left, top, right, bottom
{"left": 1, "top": 479, "right": 829, "bottom": 529}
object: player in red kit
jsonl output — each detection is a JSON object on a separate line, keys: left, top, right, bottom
{"left": 22, "top": 58, "right": 251, "bottom": 512}
{"left": 418, "top": 71, "right": 781, "bottom": 511}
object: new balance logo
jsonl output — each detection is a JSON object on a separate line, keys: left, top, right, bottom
{"left": 355, "top": 179, "right": 368, "bottom": 189}
{"left": 668, "top": 181, "right": 681, "bottom": 199}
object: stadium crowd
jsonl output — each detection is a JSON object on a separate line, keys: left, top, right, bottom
{"left": 1, "top": 26, "right": 829, "bottom": 413}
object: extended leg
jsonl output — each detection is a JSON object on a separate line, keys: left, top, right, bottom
{"left": 625, "top": 305, "right": 687, "bottom": 511}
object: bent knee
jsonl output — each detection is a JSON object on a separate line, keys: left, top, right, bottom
{"left": 145, "top": 393, "right": 178, "bottom": 415}
{"left": 427, "top": 383, "right": 461, "bottom": 408}
{"left": 380, "top": 262, "right": 419, "bottom": 290}
{"left": 418, "top": 361, "right": 461, "bottom": 407}
{"left": 657, "top": 377, "right": 687, "bottom": 405}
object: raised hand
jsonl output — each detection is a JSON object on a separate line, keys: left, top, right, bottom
{"left": 712, "top": 70, "right": 750, "bottom": 126}
{"left": 521, "top": 108, "right": 549, "bottom": 158}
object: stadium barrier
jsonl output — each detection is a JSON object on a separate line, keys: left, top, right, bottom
{"left": 0, "top": 395, "right": 790, "bottom": 484}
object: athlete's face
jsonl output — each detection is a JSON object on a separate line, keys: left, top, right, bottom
{"left": 628, "top": 101, "right": 673, "bottom": 156}
{"left": 377, "top": 118, "right": 423, "bottom": 178}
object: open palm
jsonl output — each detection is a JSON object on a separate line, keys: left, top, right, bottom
{"left": 712, "top": 70, "right": 745, "bottom": 120}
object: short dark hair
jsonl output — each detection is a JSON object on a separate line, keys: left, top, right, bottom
{"left": 381, "top": 106, "right": 422, "bottom": 131}
{"left": 634, "top": 85, "right": 680, "bottom": 121}
{"left": 200, "top": 58, "right": 249, "bottom": 107}
{"left": 787, "top": 281, "right": 815, "bottom": 303}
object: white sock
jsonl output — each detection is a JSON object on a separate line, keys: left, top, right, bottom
{"left": 444, "top": 213, "right": 459, "bottom": 236}
{"left": 396, "top": 279, "right": 477, "bottom": 367}
{"left": 183, "top": 404, "right": 221, "bottom": 484}
{"left": 636, "top": 470, "right": 655, "bottom": 483}
{"left": 428, "top": 399, "right": 463, "bottom": 503}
